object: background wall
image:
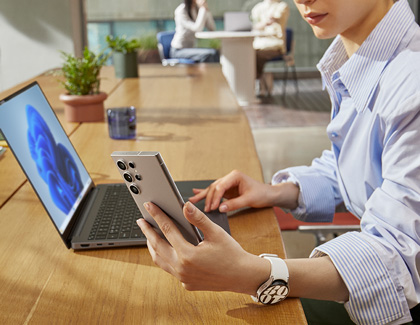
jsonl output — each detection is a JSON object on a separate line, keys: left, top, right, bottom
{"left": 0, "top": 0, "right": 75, "bottom": 92}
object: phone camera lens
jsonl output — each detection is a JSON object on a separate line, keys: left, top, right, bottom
{"left": 130, "top": 185, "right": 140, "bottom": 195}
{"left": 123, "top": 172, "right": 133, "bottom": 182}
{"left": 128, "top": 161, "right": 135, "bottom": 169}
{"left": 135, "top": 174, "right": 142, "bottom": 181}
{"left": 117, "top": 160, "right": 127, "bottom": 170}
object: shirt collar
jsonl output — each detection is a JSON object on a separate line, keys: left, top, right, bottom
{"left": 318, "top": 0, "right": 415, "bottom": 112}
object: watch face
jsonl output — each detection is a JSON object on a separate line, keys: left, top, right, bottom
{"left": 259, "top": 281, "right": 289, "bottom": 304}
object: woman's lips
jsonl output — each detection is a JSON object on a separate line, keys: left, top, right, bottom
{"left": 304, "top": 12, "right": 328, "bottom": 25}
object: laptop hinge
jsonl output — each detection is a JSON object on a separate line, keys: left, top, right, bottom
{"left": 69, "top": 186, "right": 98, "bottom": 240}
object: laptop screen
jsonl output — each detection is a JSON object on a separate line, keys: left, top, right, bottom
{"left": 0, "top": 82, "right": 92, "bottom": 234}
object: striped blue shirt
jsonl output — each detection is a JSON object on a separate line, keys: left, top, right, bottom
{"left": 272, "top": 0, "right": 420, "bottom": 323}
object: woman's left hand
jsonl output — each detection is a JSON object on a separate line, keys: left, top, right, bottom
{"left": 137, "top": 201, "right": 270, "bottom": 295}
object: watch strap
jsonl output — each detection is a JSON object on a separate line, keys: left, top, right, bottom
{"left": 263, "top": 254, "right": 289, "bottom": 284}
{"left": 251, "top": 254, "right": 289, "bottom": 303}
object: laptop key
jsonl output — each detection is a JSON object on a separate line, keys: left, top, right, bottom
{"left": 131, "top": 230, "right": 145, "bottom": 238}
{"left": 120, "top": 232, "right": 130, "bottom": 238}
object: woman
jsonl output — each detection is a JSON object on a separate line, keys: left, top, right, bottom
{"left": 251, "top": 0, "right": 290, "bottom": 96}
{"left": 139, "top": 0, "right": 420, "bottom": 323}
{"left": 170, "top": 0, "right": 219, "bottom": 63}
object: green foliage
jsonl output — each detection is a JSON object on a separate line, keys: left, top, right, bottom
{"left": 138, "top": 34, "right": 158, "bottom": 50}
{"left": 106, "top": 35, "right": 142, "bottom": 54}
{"left": 59, "top": 47, "right": 109, "bottom": 96}
{"left": 197, "top": 38, "right": 221, "bottom": 50}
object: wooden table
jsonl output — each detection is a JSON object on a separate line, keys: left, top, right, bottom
{"left": 0, "top": 64, "right": 306, "bottom": 324}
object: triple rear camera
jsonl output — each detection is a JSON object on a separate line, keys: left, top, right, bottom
{"left": 123, "top": 172, "right": 133, "bottom": 182}
{"left": 117, "top": 159, "right": 141, "bottom": 195}
{"left": 117, "top": 160, "right": 127, "bottom": 170}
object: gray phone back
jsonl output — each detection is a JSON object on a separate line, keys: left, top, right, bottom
{"left": 111, "top": 151, "right": 202, "bottom": 245}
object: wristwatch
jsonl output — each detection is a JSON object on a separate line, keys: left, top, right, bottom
{"left": 251, "top": 254, "right": 289, "bottom": 304}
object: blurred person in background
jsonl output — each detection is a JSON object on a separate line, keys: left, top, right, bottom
{"left": 251, "top": 0, "right": 290, "bottom": 96}
{"left": 171, "top": 0, "right": 219, "bottom": 63}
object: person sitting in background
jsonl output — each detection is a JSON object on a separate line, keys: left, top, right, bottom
{"left": 251, "top": 0, "right": 290, "bottom": 96}
{"left": 171, "top": 0, "right": 219, "bottom": 63}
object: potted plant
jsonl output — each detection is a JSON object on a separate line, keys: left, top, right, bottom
{"left": 106, "top": 35, "right": 141, "bottom": 78}
{"left": 137, "top": 34, "right": 161, "bottom": 64}
{"left": 58, "top": 47, "right": 109, "bottom": 122}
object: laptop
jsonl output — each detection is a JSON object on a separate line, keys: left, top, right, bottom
{"left": 224, "top": 12, "right": 253, "bottom": 32}
{"left": 0, "top": 82, "right": 230, "bottom": 250}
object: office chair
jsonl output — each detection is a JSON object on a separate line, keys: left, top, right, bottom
{"left": 274, "top": 207, "right": 361, "bottom": 247}
{"left": 262, "top": 28, "right": 299, "bottom": 97}
{"left": 156, "top": 31, "right": 195, "bottom": 66}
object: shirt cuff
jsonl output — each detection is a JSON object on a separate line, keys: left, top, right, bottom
{"left": 272, "top": 171, "right": 306, "bottom": 216}
{"left": 311, "top": 232, "right": 411, "bottom": 325}
{"left": 272, "top": 169, "right": 335, "bottom": 222}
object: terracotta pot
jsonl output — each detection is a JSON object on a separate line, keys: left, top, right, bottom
{"left": 59, "top": 92, "right": 107, "bottom": 122}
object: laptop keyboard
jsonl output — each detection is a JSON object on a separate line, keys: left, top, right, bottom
{"left": 88, "top": 185, "right": 145, "bottom": 241}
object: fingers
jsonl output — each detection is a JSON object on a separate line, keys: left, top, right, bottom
{"left": 142, "top": 202, "right": 190, "bottom": 249}
{"left": 218, "top": 196, "right": 248, "bottom": 213}
{"left": 197, "top": 0, "right": 207, "bottom": 8}
{"left": 198, "top": 178, "right": 231, "bottom": 212}
{"left": 137, "top": 218, "right": 177, "bottom": 275}
{"left": 189, "top": 171, "right": 244, "bottom": 212}
{"left": 189, "top": 188, "right": 208, "bottom": 204}
{"left": 192, "top": 188, "right": 204, "bottom": 194}
{"left": 189, "top": 185, "right": 218, "bottom": 212}
{"left": 205, "top": 171, "right": 241, "bottom": 212}
{"left": 137, "top": 218, "right": 173, "bottom": 256}
{"left": 146, "top": 237, "right": 176, "bottom": 275}
{"left": 209, "top": 181, "right": 232, "bottom": 212}
{"left": 183, "top": 201, "right": 222, "bottom": 240}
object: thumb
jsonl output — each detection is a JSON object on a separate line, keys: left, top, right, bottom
{"left": 183, "top": 201, "right": 220, "bottom": 239}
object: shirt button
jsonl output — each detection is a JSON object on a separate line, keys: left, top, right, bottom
{"left": 331, "top": 132, "right": 338, "bottom": 138}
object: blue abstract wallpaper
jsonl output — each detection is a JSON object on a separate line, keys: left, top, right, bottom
{"left": 26, "top": 105, "right": 83, "bottom": 214}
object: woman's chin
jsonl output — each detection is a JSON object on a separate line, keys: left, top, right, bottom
{"left": 311, "top": 27, "right": 337, "bottom": 40}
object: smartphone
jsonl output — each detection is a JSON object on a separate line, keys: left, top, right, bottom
{"left": 111, "top": 151, "right": 203, "bottom": 245}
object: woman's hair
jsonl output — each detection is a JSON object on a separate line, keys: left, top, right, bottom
{"left": 184, "top": 0, "right": 194, "bottom": 20}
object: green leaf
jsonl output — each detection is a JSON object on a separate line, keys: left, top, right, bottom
{"left": 58, "top": 47, "right": 110, "bottom": 95}
{"left": 105, "top": 35, "right": 142, "bottom": 54}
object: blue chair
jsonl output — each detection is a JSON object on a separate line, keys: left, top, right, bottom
{"left": 262, "top": 28, "right": 299, "bottom": 97}
{"left": 156, "top": 31, "right": 195, "bottom": 66}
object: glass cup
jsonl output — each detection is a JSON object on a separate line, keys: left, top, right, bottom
{"left": 107, "top": 107, "right": 137, "bottom": 140}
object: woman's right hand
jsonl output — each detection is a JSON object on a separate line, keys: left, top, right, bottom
{"left": 196, "top": 0, "right": 208, "bottom": 10}
{"left": 189, "top": 170, "right": 300, "bottom": 213}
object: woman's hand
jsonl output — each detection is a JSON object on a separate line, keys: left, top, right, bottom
{"left": 137, "top": 201, "right": 270, "bottom": 295}
{"left": 196, "top": 0, "right": 208, "bottom": 10}
{"left": 189, "top": 170, "right": 299, "bottom": 213}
